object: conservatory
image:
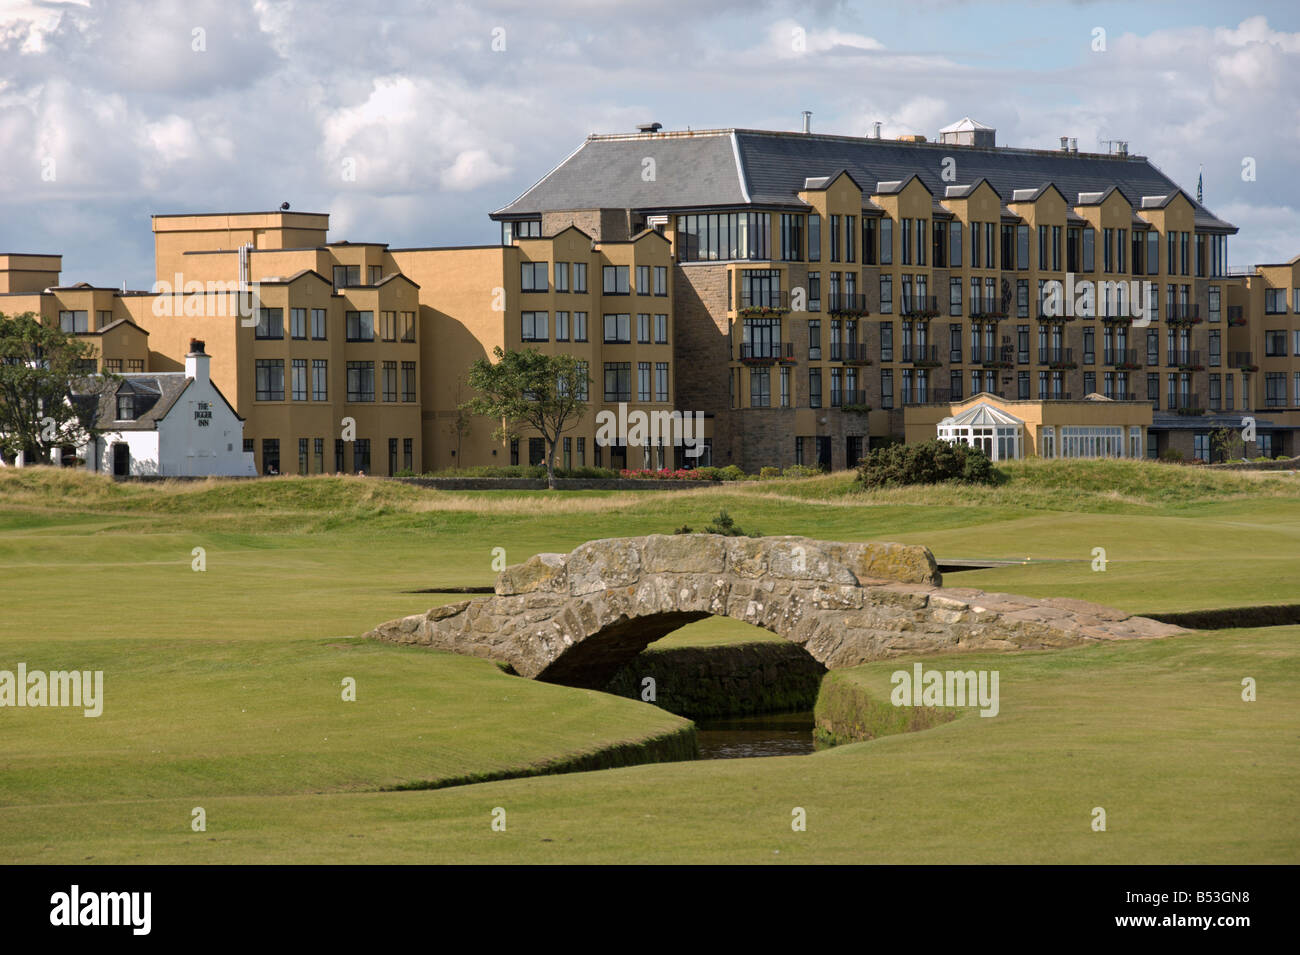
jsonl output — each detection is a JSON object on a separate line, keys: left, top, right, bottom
{"left": 936, "top": 402, "right": 1025, "bottom": 461}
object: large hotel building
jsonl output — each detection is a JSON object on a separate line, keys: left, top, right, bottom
{"left": 3, "top": 117, "right": 1299, "bottom": 474}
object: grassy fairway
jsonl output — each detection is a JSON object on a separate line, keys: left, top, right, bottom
{"left": 1, "top": 462, "right": 1298, "bottom": 863}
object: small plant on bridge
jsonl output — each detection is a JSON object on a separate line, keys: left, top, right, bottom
{"left": 674, "top": 509, "right": 762, "bottom": 537}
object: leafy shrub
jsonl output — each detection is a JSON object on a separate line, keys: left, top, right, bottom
{"left": 782, "top": 464, "right": 822, "bottom": 479}
{"left": 1159, "top": 448, "right": 1184, "bottom": 462}
{"left": 719, "top": 465, "right": 746, "bottom": 482}
{"left": 692, "top": 467, "right": 724, "bottom": 481}
{"left": 673, "top": 524, "right": 693, "bottom": 535}
{"left": 855, "top": 439, "right": 999, "bottom": 489}
{"left": 759, "top": 466, "right": 781, "bottom": 480}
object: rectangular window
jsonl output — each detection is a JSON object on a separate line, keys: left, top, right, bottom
{"left": 521, "top": 261, "right": 548, "bottom": 292}
{"left": 863, "top": 217, "right": 877, "bottom": 265}
{"left": 290, "top": 308, "right": 307, "bottom": 340}
{"left": 555, "top": 311, "right": 570, "bottom": 341}
{"left": 950, "top": 278, "right": 962, "bottom": 317}
{"left": 603, "top": 313, "right": 631, "bottom": 343}
{"left": 311, "top": 308, "right": 327, "bottom": 340}
{"left": 636, "top": 265, "right": 650, "bottom": 295}
{"left": 573, "top": 262, "right": 588, "bottom": 293}
{"left": 899, "top": 217, "right": 909, "bottom": 266}
{"left": 1208, "top": 286, "right": 1220, "bottom": 323}
{"left": 404, "top": 438, "right": 413, "bottom": 472}
{"left": 880, "top": 368, "right": 893, "bottom": 410}
{"left": 1117, "top": 228, "right": 1127, "bottom": 273}
{"left": 878, "top": 218, "right": 890, "bottom": 265}
{"left": 353, "top": 439, "right": 370, "bottom": 474}
{"left": 346, "top": 361, "right": 375, "bottom": 402}
{"left": 604, "top": 362, "right": 631, "bottom": 401}
{"left": 255, "top": 359, "right": 284, "bottom": 401}
{"left": 380, "top": 310, "right": 397, "bottom": 342}
{"left": 808, "top": 320, "right": 821, "bottom": 360}
{"left": 255, "top": 308, "right": 284, "bottom": 340}
{"left": 654, "top": 266, "right": 668, "bottom": 296}
{"left": 880, "top": 322, "right": 893, "bottom": 363}
{"left": 638, "top": 361, "right": 652, "bottom": 402}
{"left": 654, "top": 314, "right": 668, "bottom": 344}
{"left": 401, "top": 362, "right": 416, "bottom": 402}
{"left": 332, "top": 265, "right": 360, "bottom": 289}
{"left": 1082, "top": 227, "right": 1095, "bottom": 272}
{"left": 831, "top": 215, "right": 842, "bottom": 262}
{"left": 950, "top": 220, "right": 962, "bottom": 269}
{"left": 846, "top": 215, "right": 857, "bottom": 263}
{"left": 603, "top": 265, "right": 630, "bottom": 294}
{"left": 915, "top": 218, "right": 926, "bottom": 267}
{"left": 573, "top": 311, "right": 588, "bottom": 341}
{"left": 750, "top": 366, "right": 771, "bottom": 408}
{"left": 1265, "top": 288, "right": 1287, "bottom": 314}
{"left": 521, "top": 311, "right": 549, "bottom": 342}
{"left": 780, "top": 365, "right": 790, "bottom": 407}
{"left": 382, "top": 361, "right": 397, "bottom": 402}
{"left": 656, "top": 362, "right": 669, "bottom": 403}
{"left": 346, "top": 311, "right": 374, "bottom": 342}
{"left": 637, "top": 313, "right": 651, "bottom": 344}
{"left": 879, "top": 275, "right": 892, "bottom": 315}
{"left": 312, "top": 360, "right": 328, "bottom": 401}
{"left": 314, "top": 437, "right": 324, "bottom": 474}
{"left": 336, "top": 439, "right": 345, "bottom": 473}
{"left": 809, "top": 367, "right": 822, "bottom": 409}
{"left": 554, "top": 262, "right": 569, "bottom": 293}
{"left": 291, "top": 358, "right": 307, "bottom": 401}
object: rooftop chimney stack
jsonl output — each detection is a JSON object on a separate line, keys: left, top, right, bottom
{"left": 802, "top": 110, "right": 812, "bottom": 134}
{"left": 1060, "top": 136, "right": 1070, "bottom": 151}
{"left": 1070, "top": 137, "right": 1078, "bottom": 153}
{"left": 186, "top": 339, "right": 210, "bottom": 387}
{"left": 873, "top": 121, "right": 883, "bottom": 139}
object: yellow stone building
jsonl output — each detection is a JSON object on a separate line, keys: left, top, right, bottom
{"left": 4, "top": 117, "right": 1299, "bottom": 472}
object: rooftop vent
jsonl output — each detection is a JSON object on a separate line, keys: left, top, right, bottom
{"left": 872, "top": 121, "right": 882, "bottom": 139}
{"left": 637, "top": 122, "right": 662, "bottom": 133}
{"left": 801, "top": 110, "right": 812, "bottom": 134}
{"left": 938, "top": 117, "right": 996, "bottom": 147}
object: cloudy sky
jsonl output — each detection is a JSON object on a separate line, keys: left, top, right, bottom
{"left": 2, "top": 0, "right": 1298, "bottom": 289}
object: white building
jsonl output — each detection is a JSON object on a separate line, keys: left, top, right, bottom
{"left": 79, "top": 341, "right": 255, "bottom": 477}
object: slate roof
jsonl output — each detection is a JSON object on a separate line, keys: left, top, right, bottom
{"left": 492, "top": 128, "right": 1236, "bottom": 232}
{"left": 74, "top": 373, "right": 191, "bottom": 431}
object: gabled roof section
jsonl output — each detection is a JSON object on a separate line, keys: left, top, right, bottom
{"left": 1075, "top": 185, "right": 1132, "bottom": 207}
{"left": 801, "top": 169, "right": 861, "bottom": 192}
{"left": 943, "top": 178, "right": 1001, "bottom": 200}
{"left": 89, "top": 319, "right": 148, "bottom": 336}
{"left": 491, "top": 131, "right": 749, "bottom": 218}
{"left": 1009, "top": 183, "right": 1067, "bottom": 205}
{"left": 374, "top": 272, "right": 420, "bottom": 290}
{"left": 257, "top": 268, "right": 332, "bottom": 288}
{"left": 873, "top": 173, "right": 932, "bottom": 197}
{"left": 547, "top": 224, "right": 594, "bottom": 243}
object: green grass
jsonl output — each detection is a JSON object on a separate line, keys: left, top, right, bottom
{"left": 1, "top": 462, "right": 1298, "bottom": 863}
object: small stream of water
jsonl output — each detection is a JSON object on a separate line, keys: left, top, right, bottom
{"left": 694, "top": 710, "right": 816, "bottom": 759}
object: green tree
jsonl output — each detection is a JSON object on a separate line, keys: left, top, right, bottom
{"left": 0, "top": 311, "right": 113, "bottom": 465}
{"left": 463, "top": 346, "right": 589, "bottom": 489}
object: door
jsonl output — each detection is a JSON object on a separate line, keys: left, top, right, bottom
{"left": 112, "top": 443, "right": 130, "bottom": 477}
{"left": 816, "top": 436, "right": 832, "bottom": 472}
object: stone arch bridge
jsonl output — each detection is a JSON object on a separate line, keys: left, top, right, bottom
{"left": 365, "top": 535, "right": 1184, "bottom": 688}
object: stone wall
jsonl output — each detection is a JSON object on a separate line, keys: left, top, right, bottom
{"left": 364, "top": 534, "right": 1186, "bottom": 690}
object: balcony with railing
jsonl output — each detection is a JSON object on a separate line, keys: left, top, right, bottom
{"left": 901, "top": 295, "right": 939, "bottom": 318}
{"left": 739, "top": 341, "right": 793, "bottom": 363}
{"left": 1171, "top": 349, "right": 1203, "bottom": 370}
{"left": 826, "top": 293, "right": 871, "bottom": 317}
{"left": 902, "top": 387, "right": 953, "bottom": 406}
{"left": 1044, "top": 347, "right": 1075, "bottom": 369}
{"left": 838, "top": 389, "right": 872, "bottom": 410}
{"left": 1228, "top": 351, "right": 1255, "bottom": 369}
{"left": 1104, "top": 348, "right": 1142, "bottom": 369}
{"left": 735, "top": 288, "right": 790, "bottom": 314}
{"left": 902, "top": 344, "right": 942, "bottom": 367}
{"left": 1167, "top": 303, "right": 1203, "bottom": 325}
{"left": 1166, "top": 395, "right": 1204, "bottom": 415}
{"left": 1227, "top": 305, "right": 1247, "bottom": 326}
{"left": 971, "top": 296, "right": 1007, "bottom": 319}
{"left": 839, "top": 343, "right": 873, "bottom": 365}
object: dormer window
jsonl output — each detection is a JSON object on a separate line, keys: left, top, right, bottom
{"left": 116, "top": 394, "right": 138, "bottom": 420}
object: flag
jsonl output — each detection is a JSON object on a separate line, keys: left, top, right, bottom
{"left": 1197, "top": 166, "right": 1203, "bottom": 203}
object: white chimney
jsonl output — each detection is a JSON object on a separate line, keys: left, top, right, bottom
{"left": 801, "top": 110, "right": 812, "bottom": 134}
{"left": 873, "top": 121, "right": 883, "bottom": 139}
{"left": 185, "top": 338, "right": 210, "bottom": 386}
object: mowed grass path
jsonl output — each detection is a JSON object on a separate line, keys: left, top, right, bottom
{"left": 1, "top": 462, "right": 1298, "bottom": 862}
